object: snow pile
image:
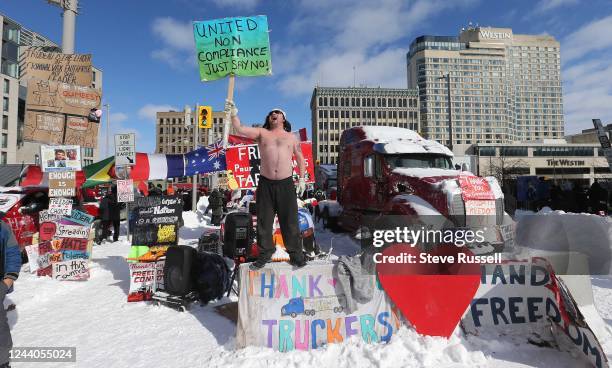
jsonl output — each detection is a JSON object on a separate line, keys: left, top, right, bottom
{"left": 197, "top": 195, "right": 209, "bottom": 214}
{"left": 360, "top": 126, "right": 453, "bottom": 157}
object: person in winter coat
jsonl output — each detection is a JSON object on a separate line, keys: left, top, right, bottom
{"left": 98, "top": 186, "right": 121, "bottom": 243}
{"left": 208, "top": 189, "right": 224, "bottom": 226}
{"left": 0, "top": 218, "right": 20, "bottom": 368}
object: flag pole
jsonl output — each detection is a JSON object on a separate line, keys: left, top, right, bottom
{"left": 219, "top": 74, "right": 235, "bottom": 190}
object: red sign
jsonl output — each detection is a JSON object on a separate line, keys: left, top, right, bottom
{"left": 225, "top": 142, "right": 316, "bottom": 189}
{"left": 39, "top": 222, "right": 57, "bottom": 241}
{"left": 458, "top": 175, "right": 495, "bottom": 201}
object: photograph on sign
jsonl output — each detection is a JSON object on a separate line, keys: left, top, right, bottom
{"left": 40, "top": 145, "right": 82, "bottom": 172}
{"left": 117, "top": 179, "right": 135, "bottom": 203}
{"left": 64, "top": 116, "right": 99, "bottom": 148}
{"left": 193, "top": 15, "right": 272, "bottom": 81}
{"left": 26, "top": 78, "right": 102, "bottom": 117}
{"left": 49, "top": 171, "right": 77, "bottom": 197}
{"left": 23, "top": 111, "right": 65, "bottom": 144}
{"left": 19, "top": 47, "right": 93, "bottom": 86}
{"left": 115, "top": 133, "right": 136, "bottom": 166}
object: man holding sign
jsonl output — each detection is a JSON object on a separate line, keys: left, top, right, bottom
{"left": 225, "top": 100, "right": 306, "bottom": 270}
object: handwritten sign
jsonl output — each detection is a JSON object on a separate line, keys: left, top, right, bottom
{"left": 52, "top": 260, "right": 89, "bottom": 281}
{"left": 48, "top": 198, "right": 73, "bottom": 216}
{"left": 55, "top": 223, "right": 90, "bottom": 239}
{"left": 117, "top": 179, "right": 134, "bottom": 203}
{"left": 458, "top": 175, "right": 495, "bottom": 201}
{"left": 225, "top": 142, "right": 315, "bottom": 189}
{"left": 64, "top": 116, "right": 99, "bottom": 148}
{"left": 114, "top": 133, "right": 135, "bottom": 166}
{"left": 131, "top": 195, "right": 182, "bottom": 246}
{"left": 20, "top": 47, "right": 93, "bottom": 86}
{"left": 62, "top": 209, "right": 94, "bottom": 226}
{"left": 193, "top": 15, "right": 272, "bottom": 81}
{"left": 49, "top": 171, "right": 76, "bottom": 197}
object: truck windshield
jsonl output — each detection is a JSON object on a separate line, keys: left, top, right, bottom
{"left": 385, "top": 154, "right": 453, "bottom": 170}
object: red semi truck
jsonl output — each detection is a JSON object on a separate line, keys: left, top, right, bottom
{"left": 335, "top": 126, "right": 514, "bottom": 252}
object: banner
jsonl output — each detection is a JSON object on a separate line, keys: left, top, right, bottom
{"left": 117, "top": 179, "right": 134, "bottom": 203}
{"left": 48, "top": 197, "right": 73, "bottom": 216}
{"left": 237, "top": 262, "right": 401, "bottom": 351}
{"left": 131, "top": 195, "right": 182, "bottom": 247}
{"left": 225, "top": 142, "right": 315, "bottom": 189}
{"left": 49, "top": 171, "right": 76, "bottom": 197}
{"left": 40, "top": 145, "right": 81, "bottom": 172}
{"left": 127, "top": 261, "right": 165, "bottom": 302}
{"left": 193, "top": 15, "right": 272, "bottom": 81}
{"left": 19, "top": 47, "right": 93, "bottom": 86}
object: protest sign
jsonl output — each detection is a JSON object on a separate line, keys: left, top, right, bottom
{"left": 26, "top": 78, "right": 101, "bottom": 116}
{"left": 62, "top": 209, "right": 94, "bottom": 227}
{"left": 117, "top": 179, "right": 134, "bottom": 203}
{"left": 25, "top": 244, "right": 40, "bottom": 274}
{"left": 458, "top": 175, "right": 495, "bottom": 201}
{"left": 23, "top": 111, "right": 65, "bottom": 144}
{"left": 237, "top": 262, "right": 401, "bottom": 351}
{"left": 127, "top": 261, "right": 165, "bottom": 302}
{"left": 20, "top": 47, "right": 93, "bottom": 86}
{"left": 39, "top": 209, "right": 61, "bottom": 223}
{"left": 52, "top": 259, "right": 89, "bottom": 281}
{"left": 131, "top": 195, "right": 182, "bottom": 246}
{"left": 48, "top": 197, "right": 73, "bottom": 216}
{"left": 40, "top": 144, "right": 81, "bottom": 172}
{"left": 114, "top": 133, "right": 136, "bottom": 166}
{"left": 49, "top": 171, "right": 76, "bottom": 197}
{"left": 225, "top": 142, "right": 315, "bottom": 188}
{"left": 193, "top": 16, "right": 272, "bottom": 82}
{"left": 64, "top": 116, "right": 99, "bottom": 148}
{"left": 55, "top": 223, "right": 90, "bottom": 239}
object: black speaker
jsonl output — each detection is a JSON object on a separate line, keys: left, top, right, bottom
{"left": 163, "top": 245, "right": 197, "bottom": 296}
{"left": 223, "top": 212, "right": 254, "bottom": 258}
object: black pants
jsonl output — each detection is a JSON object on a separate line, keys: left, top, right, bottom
{"left": 102, "top": 220, "right": 120, "bottom": 242}
{"left": 256, "top": 176, "right": 303, "bottom": 264}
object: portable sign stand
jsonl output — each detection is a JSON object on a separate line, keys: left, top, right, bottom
{"left": 114, "top": 133, "right": 136, "bottom": 241}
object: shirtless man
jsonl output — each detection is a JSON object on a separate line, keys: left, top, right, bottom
{"left": 225, "top": 100, "right": 306, "bottom": 270}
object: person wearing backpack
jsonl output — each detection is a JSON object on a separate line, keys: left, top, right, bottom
{"left": 0, "top": 218, "right": 20, "bottom": 368}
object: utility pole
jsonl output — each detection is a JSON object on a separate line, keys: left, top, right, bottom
{"left": 104, "top": 103, "right": 110, "bottom": 158}
{"left": 46, "top": 0, "right": 78, "bottom": 53}
{"left": 185, "top": 105, "right": 199, "bottom": 211}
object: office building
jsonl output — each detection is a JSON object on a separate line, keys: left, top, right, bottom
{"left": 0, "top": 13, "right": 102, "bottom": 166}
{"left": 407, "top": 26, "right": 563, "bottom": 152}
{"left": 310, "top": 86, "right": 420, "bottom": 164}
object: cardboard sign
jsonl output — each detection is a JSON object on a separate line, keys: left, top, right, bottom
{"left": 225, "top": 142, "right": 315, "bottom": 189}
{"left": 20, "top": 47, "right": 93, "bottom": 86}
{"left": 458, "top": 175, "right": 495, "bottom": 201}
{"left": 64, "top": 116, "right": 99, "bottom": 148}
{"left": 127, "top": 261, "right": 165, "bottom": 302}
{"left": 237, "top": 262, "right": 401, "bottom": 351}
{"left": 26, "top": 78, "right": 101, "bottom": 117}
{"left": 49, "top": 171, "right": 76, "bottom": 197}
{"left": 23, "top": 111, "right": 65, "bottom": 144}
{"left": 48, "top": 198, "right": 73, "bottom": 216}
{"left": 114, "top": 133, "right": 136, "bottom": 166}
{"left": 131, "top": 196, "right": 182, "bottom": 247}
{"left": 40, "top": 145, "right": 81, "bottom": 172}
{"left": 52, "top": 259, "right": 89, "bottom": 281}
{"left": 193, "top": 15, "right": 272, "bottom": 81}
{"left": 117, "top": 179, "right": 134, "bottom": 203}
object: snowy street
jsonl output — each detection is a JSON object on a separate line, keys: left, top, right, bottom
{"left": 4, "top": 211, "right": 611, "bottom": 368}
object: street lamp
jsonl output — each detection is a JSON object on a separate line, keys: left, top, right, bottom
{"left": 104, "top": 103, "right": 110, "bottom": 158}
{"left": 438, "top": 73, "right": 453, "bottom": 152}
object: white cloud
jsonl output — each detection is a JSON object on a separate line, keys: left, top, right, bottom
{"left": 109, "top": 112, "right": 128, "bottom": 124}
{"left": 563, "top": 14, "right": 612, "bottom": 62}
{"left": 211, "top": 0, "right": 259, "bottom": 9}
{"left": 534, "top": 0, "right": 578, "bottom": 13}
{"left": 151, "top": 17, "right": 194, "bottom": 51}
{"left": 138, "top": 104, "right": 180, "bottom": 121}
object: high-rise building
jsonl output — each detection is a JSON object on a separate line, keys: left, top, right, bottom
{"left": 155, "top": 110, "right": 234, "bottom": 154}
{"left": 310, "top": 87, "right": 420, "bottom": 164}
{"left": 407, "top": 26, "right": 563, "bottom": 153}
{"left": 0, "top": 13, "right": 103, "bottom": 165}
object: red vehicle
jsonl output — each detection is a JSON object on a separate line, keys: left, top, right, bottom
{"left": 0, "top": 186, "right": 99, "bottom": 251}
{"left": 335, "top": 126, "right": 513, "bottom": 251}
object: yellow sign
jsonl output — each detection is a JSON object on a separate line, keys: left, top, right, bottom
{"left": 198, "top": 106, "right": 212, "bottom": 128}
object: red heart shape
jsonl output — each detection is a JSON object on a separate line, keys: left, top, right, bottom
{"left": 39, "top": 222, "right": 57, "bottom": 242}
{"left": 377, "top": 244, "right": 481, "bottom": 338}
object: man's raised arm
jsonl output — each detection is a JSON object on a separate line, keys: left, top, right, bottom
{"left": 225, "top": 100, "right": 261, "bottom": 140}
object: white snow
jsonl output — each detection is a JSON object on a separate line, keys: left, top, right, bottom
{"left": 360, "top": 126, "right": 453, "bottom": 157}
{"left": 392, "top": 167, "right": 462, "bottom": 178}
{"left": 4, "top": 210, "right": 611, "bottom": 367}
{"left": 392, "top": 194, "right": 442, "bottom": 216}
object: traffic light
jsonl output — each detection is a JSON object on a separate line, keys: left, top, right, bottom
{"left": 198, "top": 106, "right": 212, "bottom": 128}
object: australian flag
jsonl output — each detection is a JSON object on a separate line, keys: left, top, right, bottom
{"left": 185, "top": 141, "right": 227, "bottom": 176}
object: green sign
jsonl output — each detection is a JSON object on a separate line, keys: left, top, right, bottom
{"left": 193, "top": 15, "right": 272, "bottom": 82}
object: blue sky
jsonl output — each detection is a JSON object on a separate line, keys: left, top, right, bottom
{"left": 3, "top": 0, "right": 612, "bottom": 156}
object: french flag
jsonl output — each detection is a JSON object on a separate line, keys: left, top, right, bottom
{"left": 130, "top": 153, "right": 185, "bottom": 181}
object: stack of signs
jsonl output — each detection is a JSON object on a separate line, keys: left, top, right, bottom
{"left": 127, "top": 195, "right": 182, "bottom": 302}
{"left": 225, "top": 142, "right": 315, "bottom": 188}
{"left": 25, "top": 209, "right": 94, "bottom": 280}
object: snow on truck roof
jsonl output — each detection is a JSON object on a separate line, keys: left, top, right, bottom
{"left": 359, "top": 126, "right": 453, "bottom": 157}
